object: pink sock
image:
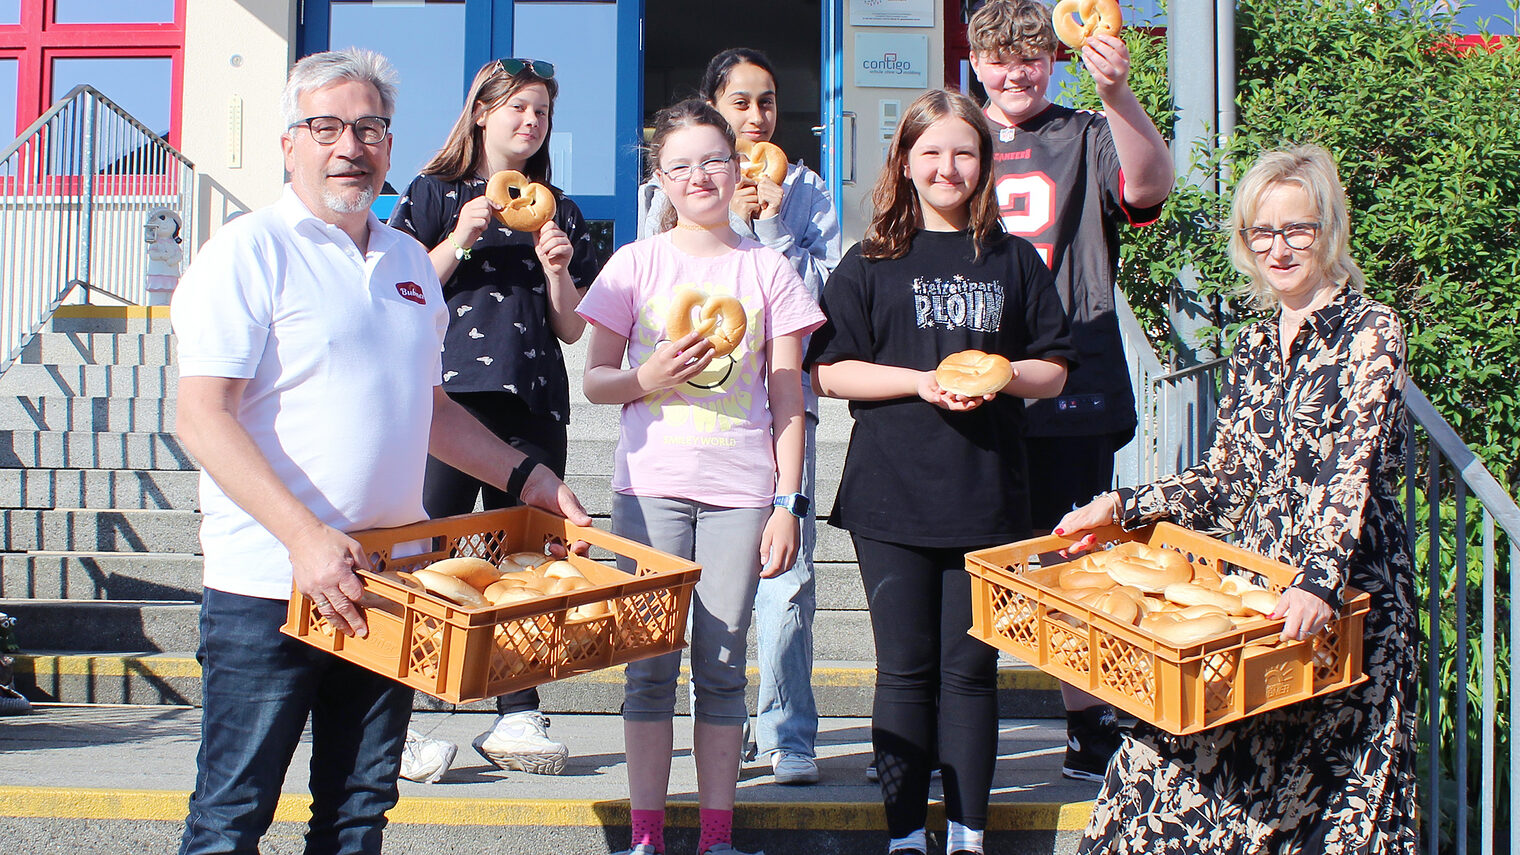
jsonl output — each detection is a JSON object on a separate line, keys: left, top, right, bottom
{"left": 698, "top": 808, "right": 733, "bottom": 854}
{"left": 631, "top": 808, "right": 665, "bottom": 853}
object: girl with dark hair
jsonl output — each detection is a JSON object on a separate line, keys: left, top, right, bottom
{"left": 641, "top": 46, "right": 841, "bottom": 786}
{"left": 579, "top": 98, "right": 824, "bottom": 855}
{"left": 805, "top": 89, "right": 1076, "bottom": 855}
{"left": 388, "top": 57, "right": 600, "bottom": 779}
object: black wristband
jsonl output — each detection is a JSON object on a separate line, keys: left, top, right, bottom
{"left": 506, "top": 455, "right": 545, "bottom": 502}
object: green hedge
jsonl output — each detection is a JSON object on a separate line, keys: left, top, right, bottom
{"left": 1072, "top": 0, "right": 1520, "bottom": 488}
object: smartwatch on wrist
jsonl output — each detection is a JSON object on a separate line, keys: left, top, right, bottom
{"left": 773, "top": 493, "right": 810, "bottom": 519}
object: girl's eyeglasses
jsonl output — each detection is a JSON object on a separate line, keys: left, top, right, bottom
{"left": 1240, "top": 222, "right": 1320, "bottom": 253}
{"left": 497, "top": 58, "right": 555, "bottom": 79}
{"left": 658, "top": 155, "right": 734, "bottom": 183}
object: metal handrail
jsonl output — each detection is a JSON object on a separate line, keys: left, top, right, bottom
{"left": 0, "top": 84, "right": 196, "bottom": 372}
{"left": 1116, "top": 294, "right": 1517, "bottom": 853}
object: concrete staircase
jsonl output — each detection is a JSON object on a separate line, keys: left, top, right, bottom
{"left": 0, "top": 305, "right": 1087, "bottom": 854}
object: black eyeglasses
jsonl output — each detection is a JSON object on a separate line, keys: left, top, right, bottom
{"left": 497, "top": 58, "right": 555, "bottom": 79}
{"left": 1240, "top": 222, "right": 1320, "bottom": 253}
{"left": 658, "top": 155, "right": 735, "bottom": 183}
{"left": 288, "top": 115, "right": 390, "bottom": 145}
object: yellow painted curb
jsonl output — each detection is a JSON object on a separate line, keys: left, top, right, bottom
{"left": 13, "top": 655, "right": 1060, "bottom": 692}
{"left": 53, "top": 305, "right": 170, "bottom": 319}
{"left": 0, "top": 787, "right": 1092, "bottom": 831}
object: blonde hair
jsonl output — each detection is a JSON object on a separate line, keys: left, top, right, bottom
{"left": 862, "top": 89, "right": 1002, "bottom": 261}
{"left": 968, "top": 0, "right": 1059, "bottom": 58}
{"left": 419, "top": 60, "right": 559, "bottom": 184}
{"left": 1228, "top": 145, "right": 1365, "bottom": 310}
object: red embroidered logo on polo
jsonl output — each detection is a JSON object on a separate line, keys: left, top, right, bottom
{"left": 395, "top": 281, "right": 426, "bottom": 305}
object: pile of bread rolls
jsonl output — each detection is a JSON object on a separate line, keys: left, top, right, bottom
{"left": 378, "top": 552, "right": 614, "bottom": 625}
{"left": 1053, "top": 542, "right": 1280, "bottom": 646}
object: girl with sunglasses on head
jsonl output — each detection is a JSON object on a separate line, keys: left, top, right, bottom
{"left": 579, "top": 99, "right": 824, "bottom": 855}
{"left": 638, "top": 45, "right": 841, "bottom": 787}
{"left": 389, "top": 57, "right": 599, "bottom": 781}
{"left": 805, "top": 89, "right": 1075, "bottom": 855}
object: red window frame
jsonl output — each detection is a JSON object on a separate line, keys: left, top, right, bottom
{"left": 0, "top": 0, "right": 185, "bottom": 146}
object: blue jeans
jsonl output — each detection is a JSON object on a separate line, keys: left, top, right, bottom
{"left": 754, "top": 412, "right": 819, "bottom": 759}
{"left": 179, "top": 588, "right": 413, "bottom": 855}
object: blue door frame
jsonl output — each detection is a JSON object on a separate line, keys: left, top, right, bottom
{"left": 298, "top": 0, "right": 643, "bottom": 245}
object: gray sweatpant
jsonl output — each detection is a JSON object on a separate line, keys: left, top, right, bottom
{"left": 613, "top": 492, "right": 769, "bottom": 726}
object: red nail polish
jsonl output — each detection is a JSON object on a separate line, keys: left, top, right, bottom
{"left": 1054, "top": 527, "right": 1065, "bottom": 536}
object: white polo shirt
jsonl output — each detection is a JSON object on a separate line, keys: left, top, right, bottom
{"left": 172, "top": 186, "right": 449, "bottom": 600}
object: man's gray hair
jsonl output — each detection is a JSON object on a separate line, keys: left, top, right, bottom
{"left": 280, "top": 48, "right": 399, "bottom": 127}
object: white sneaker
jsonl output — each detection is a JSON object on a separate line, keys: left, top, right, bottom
{"left": 399, "top": 729, "right": 456, "bottom": 784}
{"left": 771, "top": 751, "right": 819, "bottom": 785}
{"left": 472, "top": 710, "right": 568, "bottom": 774}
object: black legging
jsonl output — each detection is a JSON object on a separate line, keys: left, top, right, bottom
{"left": 424, "top": 390, "right": 568, "bottom": 715}
{"left": 853, "top": 533, "right": 999, "bottom": 837}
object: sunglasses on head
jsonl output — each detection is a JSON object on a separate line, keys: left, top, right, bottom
{"left": 497, "top": 58, "right": 555, "bottom": 79}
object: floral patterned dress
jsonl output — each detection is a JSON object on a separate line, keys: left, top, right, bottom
{"left": 1080, "top": 286, "right": 1420, "bottom": 854}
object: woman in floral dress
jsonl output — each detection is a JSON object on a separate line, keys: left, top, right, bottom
{"left": 1056, "top": 144, "right": 1419, "bottom": 853}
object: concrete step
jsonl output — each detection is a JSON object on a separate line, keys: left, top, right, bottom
{"left": 0, "top": 395, "right": 176, "bottom": 433}
{"left": 0, "top": 706, "right": 1095, "bottom": 855}
{"left": 0, "top": 468, "right": 200, "bottom": 510}
{"left": 0, "top": 364, "right": 177, "bottom": 398}
{"left": 0, "top": 430, "right": 194, "bottom": 470}
{"left": 14, "top": 653, "right": 1064, "bottom": 718}
{"left": 2, "top": 599, "right": 877, "bottom": 661}
{"left": 19, "top": 332, "right": 175, "bottom": 366}
{"left": 46, "top": 305, "right": 172, "bottom": 335}
{"left": 0, "top": 546, "right": 859, "bottom": 610}
{"left": 0, "top": 508, "right": 201, "bottom": 553}
{"left": 0, "top": 552, "right": 204, "bottom": 600}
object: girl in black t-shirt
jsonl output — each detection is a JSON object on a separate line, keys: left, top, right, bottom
{"left": 805, "top": 89, "right": 1075, "bottom": 855}
{"left": 389, "top": 58, "right": 600, "bottom": 777}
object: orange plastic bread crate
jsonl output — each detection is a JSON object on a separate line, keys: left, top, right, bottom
{"left": 965, "top": 522, "right": 1370, "bottom": 734}
{"left": 281, "top": 507, "right": 700, "bottom": 704}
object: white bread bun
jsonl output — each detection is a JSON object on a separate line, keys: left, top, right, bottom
{"left": 548, "top": 575, "right": 593, "bottom": 595}
{"left": 567, "top": 599, "right": 612, "bottom": 622}
{"left": 1240, "top": 588, "right": 1279, "bottom": 616}
{"left": 486, "top": 586, "right": 544, "bottom": 607}
{"left": 505, "top": 551, "right": 550, "bottom": 571}
{"left": 410, "top": 568, "right": 490, "bottom": 608}
{"left": 422, "top": 556, "right": 502, "bottom": 590}
{"left": 540, "top": 560, "right": 585, "bottom": 580}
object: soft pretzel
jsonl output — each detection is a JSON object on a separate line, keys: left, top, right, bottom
{"left": 1058, "top": 566, "right": 1115, "bottom": 591}
{"left": 1052, "top": 0, "right": 1122, "bottom": 50}
{"left": 739, "top": 140, "right": 787, "bottom": 185}
{"left": 667, "top": 288, "right": 747, "bottom": 357}
{"left": 935, "top": 350, "right": 1014, "bottom": 397}
{"left": 504, "top": 551, "right": 550, "bottom": 571}
{"left": 1164, "top": 582, "right": 1248, "bottom": 615}
{"left": 485, "top": 169, "right": 557, "bottom": 232}
{"left": 1141, "top": 611, "right": 1234, "bottom": 646}
{"left": 1105, "top": 556, "right": 1192, "bottom": 593}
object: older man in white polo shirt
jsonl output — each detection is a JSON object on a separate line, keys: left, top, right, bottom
{"left": 171, "top": 49, "right": 589, "bottom": 855}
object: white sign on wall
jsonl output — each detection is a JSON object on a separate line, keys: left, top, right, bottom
{"left": 853, "top": 33, "right": 929, "bottom": 88}
{"left": 850, "top": 0, "right": 934, "bottom": 27}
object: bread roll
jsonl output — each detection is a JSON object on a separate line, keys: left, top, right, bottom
{"left": 421, "top": 556, "right": 502, "bottom": 589}
{"left": 409, "top": 568, "right": 490, "bottom": 608}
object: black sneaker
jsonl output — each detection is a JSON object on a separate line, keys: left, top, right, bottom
{"left": 1061, "top": 705, "right": 1122, "bottom": 782}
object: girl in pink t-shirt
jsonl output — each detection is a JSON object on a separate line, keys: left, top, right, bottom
{"left": 577, "top": 99, "right": 823, "bottom": 855}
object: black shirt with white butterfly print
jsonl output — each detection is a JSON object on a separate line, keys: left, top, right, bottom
{"left": 390, "top": 173, "right": 600, "bottom": 424}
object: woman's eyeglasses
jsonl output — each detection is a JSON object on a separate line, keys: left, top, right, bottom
{"left": 658, "top": 155, "right": 735, "bottom": 183}
{"left": 1240, "top": 222, "right": 1320, "bottom": 253}
{"left": 288, "top": 115, "right": 390, "bottom": 146}
{"left": 497, "top": 58, "right": 555, "bottom": 80}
